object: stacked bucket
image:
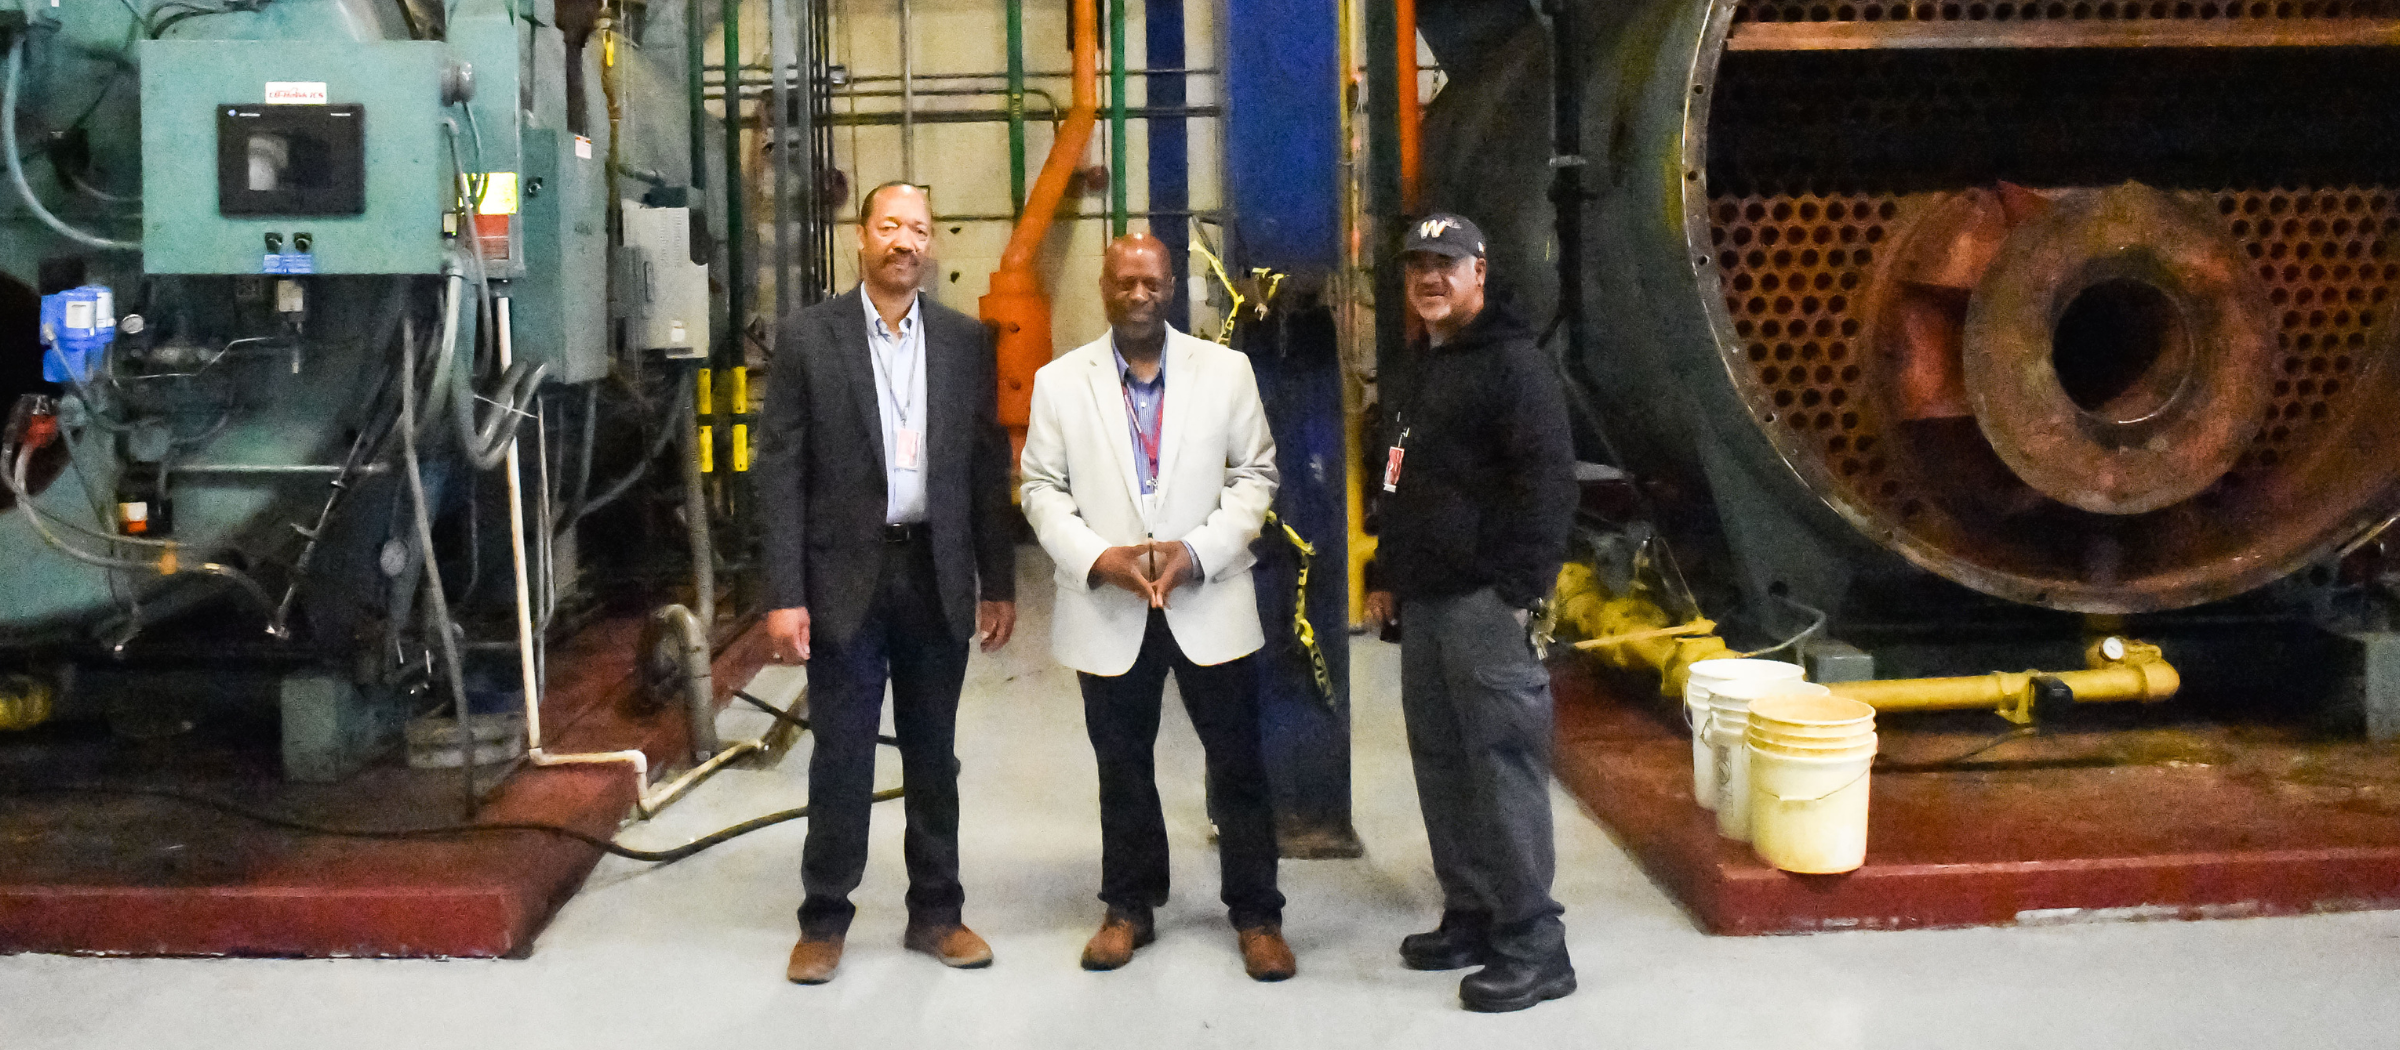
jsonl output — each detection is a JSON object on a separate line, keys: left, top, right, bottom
{"left": 1684, "top": 659, "right": 1877, "bottom": 874}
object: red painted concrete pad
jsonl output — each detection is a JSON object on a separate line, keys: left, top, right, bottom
{"left": 0, "top": 617, "right": 774, "bottom": 958}
{"left": 1550, "top": 658, "right": 2400, "bottom": 935}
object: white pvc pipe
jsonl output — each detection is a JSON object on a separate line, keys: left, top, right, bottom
{"left": 490, "top": 295, "right": 656, "bottom": 812}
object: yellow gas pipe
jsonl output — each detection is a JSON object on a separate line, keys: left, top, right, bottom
{"left": 1554, "top": 562, "right": 1734, "bottom": 699}
{"left": 1551, "top": 563, "right": 2180, "bottom": 722}
{"left": 1827, "top": 637, "right": 2179, "bottom": 725}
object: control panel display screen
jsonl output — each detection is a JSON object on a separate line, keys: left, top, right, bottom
{"left": 215, "top": 104, "right": 366, "bottom": 216}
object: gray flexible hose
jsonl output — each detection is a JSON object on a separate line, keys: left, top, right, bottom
{"left": 9, "top": 445, "right": 277, "bottom": 618}
{"left": 429, "top": 261, "right": 545, "bottom": 471}
{"left": 398, "top": 320, "right": 481, "bottom": 817}
{"left": 3, "top": 36, "right": 137, "bottom": 252}
{"left": 568, "top": 380, "right": 688, "bottom": 527}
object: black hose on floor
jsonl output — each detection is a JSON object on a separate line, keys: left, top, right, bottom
{"left": 735, "top": 689, "right": 902, "bottom": 746}
{"left": 0, "top": 783, "right": 903, "bottom": 865}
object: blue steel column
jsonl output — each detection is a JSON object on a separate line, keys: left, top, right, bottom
{"left": 1223, "top": 0, "right": 1356, "bottom": 857}
{"left": 1145, "top": 0, "right": 1190, "bottom": 331}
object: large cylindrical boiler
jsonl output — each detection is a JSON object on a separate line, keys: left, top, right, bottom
{"left": 1425, "top": 1, "right": 2400, "bottom": 623}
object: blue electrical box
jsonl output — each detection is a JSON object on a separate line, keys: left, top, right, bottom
{"left": 138, "top": 41, "right": 449, "bottom": 275}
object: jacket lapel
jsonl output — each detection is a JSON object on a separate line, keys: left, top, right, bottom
{"left": 1154, "top": 329, "right": 1193, "bottom": 501}
{"left": 1085, "top": 339, "right": 1144, "bottom": 509}
{"left": 841, "top": 288, "right": 889, "bottom": 477}
{"left": 923, "top": 309, "right": 957, "bottom": 482}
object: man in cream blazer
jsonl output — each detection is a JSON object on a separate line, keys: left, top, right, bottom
{"left": 1020, "top": 234, "right": 1293, "bottom": 981}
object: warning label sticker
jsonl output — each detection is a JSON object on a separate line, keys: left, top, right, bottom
{"left": 264, "top": 82, "right": 329, "bottom": 105}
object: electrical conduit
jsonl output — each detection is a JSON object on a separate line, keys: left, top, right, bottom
{"left": 982, "top": 0, "right": 1098, "bottom": 463}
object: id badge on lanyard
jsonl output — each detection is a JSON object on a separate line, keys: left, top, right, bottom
{"left": 1383, "top": 426, "right": 1410, "bottom": 493}
{"left": 1124, "top": 381, "right": 1167, "bottom": 522}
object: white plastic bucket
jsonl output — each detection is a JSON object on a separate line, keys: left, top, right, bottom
{"left": 1683, "top": 659, "right": 1804, "bottom": 811}
{"left": 1705, "top": 679, "right": 1829, "bottom": 841}
{"left": 1747, "top": 694, "right": 1878, "bottom": 736}
{"left": 1749, "top": 742, "right": 1877, "bottom": 874}
{"left": 1749, "top": 732, "right": 1877, "bottom": 757}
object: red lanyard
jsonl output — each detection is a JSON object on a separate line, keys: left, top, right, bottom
{"left": 1121, "top": 380, "right": 1164, "bottom": 481}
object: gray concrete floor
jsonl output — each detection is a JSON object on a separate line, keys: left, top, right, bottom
{"left": 8, "top": 547, "right": 2400, "bottom": 1048}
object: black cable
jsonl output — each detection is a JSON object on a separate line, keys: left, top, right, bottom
{"left": 0, "top": 783, "right": 900, "bottom": 865}
{"left": 736, "top": 689, "right": 900, "bottom": 746}
{"left": 1874, "top": 725, "right": 2042, "bottom": 773}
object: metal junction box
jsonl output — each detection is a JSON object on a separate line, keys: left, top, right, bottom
{"left": 619, "top": 202, "right": 709, "bottom": 358}
{"left": 139, "top": 41, "right": 447, "bottom": 275}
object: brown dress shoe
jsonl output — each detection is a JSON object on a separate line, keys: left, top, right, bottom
{"left": 786, "top": 935, "right": 843, "bottom": 984}
{"left": 1079, "top": 913, "right": 1156, "bottom": 971}
{"left": 902, "top": 922, "right": 994, "bottom": 969}
{"left": 1238, "top": 924, "right": 1296, "bottom": 982}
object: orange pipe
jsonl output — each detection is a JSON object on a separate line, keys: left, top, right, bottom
{"left": 1397, "top": 0, "right": 1421, "bottom": 213}
{"left": 982, "top": 0, "right": 1100, "bottom": 465}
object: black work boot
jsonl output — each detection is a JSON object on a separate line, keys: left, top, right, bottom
{"left": 1459, "top": 950, "right": 1576, "bottom": 1013}
{"left": 1399, "top": 911, "right": 1491, "bottom": 971}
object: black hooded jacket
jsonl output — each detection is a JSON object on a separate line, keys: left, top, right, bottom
{"left": 1373, "top": 302, "right": 1577, "bottom": 609}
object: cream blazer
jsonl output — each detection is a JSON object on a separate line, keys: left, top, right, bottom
{"left": 1020, "top": 326, "right": 1279, "bottom": 676}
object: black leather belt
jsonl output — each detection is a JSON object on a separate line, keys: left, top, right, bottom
{"left": 883, "top": 522, "right": 930, "bottom": 544}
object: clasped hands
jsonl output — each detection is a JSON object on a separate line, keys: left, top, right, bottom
{"left": 1088, "top": 540, "right": 1199, "bottom": 609}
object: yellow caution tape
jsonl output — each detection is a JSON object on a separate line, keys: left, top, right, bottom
{"left": 732, "top": 423, "right": 750, "bottom": 472}
{"left": 698, "top": 424, "right": 714, "bottom": 473}
{"left": 1264, "top": 510, "right": 1334, "bottom": 705}
{"left": 1190, "top": 236, "right": 1246, "bottom": 346}
{"left": 696, "top": 368, "right": 713, "bottom": 417}
{"left": 730, "top": 366, "right": 749, "bottom": 415}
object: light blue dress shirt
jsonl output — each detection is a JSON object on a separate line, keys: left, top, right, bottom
{"left": 863, "top": 289, "right": 929, "bottom": 524}
{"left": 1113, "top": 339, "right": 1200, "bottom": 576}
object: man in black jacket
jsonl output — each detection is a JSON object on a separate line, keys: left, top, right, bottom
{"left": 757, "top": 182, "right": 1017, "bottom": 984}
{"left": 1365, "top": 213, "right": 1578, "bottom": 1012}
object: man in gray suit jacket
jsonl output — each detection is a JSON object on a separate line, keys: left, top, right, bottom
{"left": 756, "top": 182, "right": 1017, "bottom": 985}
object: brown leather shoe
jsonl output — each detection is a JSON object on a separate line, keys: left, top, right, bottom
{"left": 902, "top": 922, "right": 994, "bottom": 969}
{"left": 1079, "top": 912, "right": 1156, "bottom": 971}
{"left": 1238, "top": 924, "right": 1296, "bottom": 982}
{"left": 786, "top": 935, "right": 843, "bottom": 984}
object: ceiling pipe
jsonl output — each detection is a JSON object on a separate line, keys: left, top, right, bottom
{"left": 981, "top": 0, "right": 1100, "bottom": 465}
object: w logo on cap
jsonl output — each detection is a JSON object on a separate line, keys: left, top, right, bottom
{"left": 1417, "top": 217, "right": 1461, "bottom": 239}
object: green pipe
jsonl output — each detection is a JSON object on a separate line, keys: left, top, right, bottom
{"left": 723, "top": 0, "right": 745, "bottom": 368}
{"left": 1109, "top": 0, "right": 1127, "bottom": 236}
{"left": 1007, "top": 0, "right": 1026, "bottom": 214}
{"left": 687, "top": 0, "right": 707, "bottom": 190}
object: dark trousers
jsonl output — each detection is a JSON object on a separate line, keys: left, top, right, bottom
{"left": 1077, "top": 610, "right": 1284, "bottom": 930}
{"left": 797, "top": 538, "right": 970, "bottom": 937}
{"left": 1400, "top": 587, "right": 1568, "bottom": 963}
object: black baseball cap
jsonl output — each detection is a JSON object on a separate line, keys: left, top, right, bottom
{"left": 1401, "top": 213, "right": 1486, "bottom": 260}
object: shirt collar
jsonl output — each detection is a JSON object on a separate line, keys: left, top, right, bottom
{"left": 1110, "top": 328, "right": 1173, "bottom": 386}
{"left": 861, "top": 286, "right": 921, "bottom": 340}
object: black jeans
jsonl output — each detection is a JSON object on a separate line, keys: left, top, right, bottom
{"left": 797, "top": 538, "right": 971, "bottom": 937}
{"left": 1077, "top": 609, "right": 1284, "bottom": 930}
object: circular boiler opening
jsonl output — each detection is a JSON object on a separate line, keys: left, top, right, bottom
{"left": 2049, "top": 278, "right": 2192, "bottom": 424}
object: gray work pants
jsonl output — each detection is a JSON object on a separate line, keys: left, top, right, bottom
{"left": 1399, "top": 587, "right": 1569, "bottom": 962}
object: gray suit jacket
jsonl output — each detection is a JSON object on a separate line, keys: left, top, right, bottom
{"left": 756, "top": 287, "right": 1015, "bottom": 646}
